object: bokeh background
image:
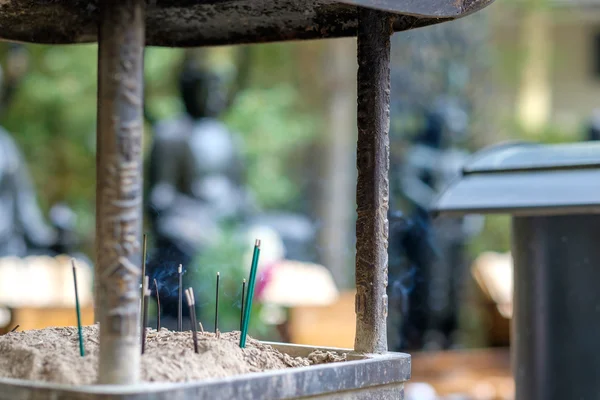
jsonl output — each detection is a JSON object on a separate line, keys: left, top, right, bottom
{"left": 0, "top": 0, "right": 595, "bottom": 397}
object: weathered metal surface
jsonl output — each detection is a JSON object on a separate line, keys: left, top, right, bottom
{"left": 512, "top": 215, "right": 600, "bottom": 400}
{"left": 0, "top": 0, "right": 495, "bottom": 46}
{"left": 341, "top": 0, "right": 491, "bottom": 17}
{"left": 95, "top": 0, "right": 145, "bottom": 385}
{"left": 354, "top": 8, "right": 391, "bottom": 355}
{"left": 433, "top": 142, "right": 600, "bottom": 216}
{"left": 0, "top": 343, "right": 410, "bottom": 400}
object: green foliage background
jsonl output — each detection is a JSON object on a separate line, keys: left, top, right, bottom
{"left": 0, "top": 15, "right": 584, "bottom": 344}
{"left": 0, "top": 44, "right": 319, "bottom": 251}
{"left": 0, "top": 43, "right": 320, "bottom": 335}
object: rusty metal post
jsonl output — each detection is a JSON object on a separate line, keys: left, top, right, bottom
{"left": 354, "top": 9, "right": 393, "bottom": 354}
{"left": 95, "top": 0, "right": 146, "bottom": 384}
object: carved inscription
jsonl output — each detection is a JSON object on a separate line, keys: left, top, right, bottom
{"left": 94, "top": 0, "right": 146, "bottom": 385}
{"left": 100, "top": 155, "right": 142, "bottom": 334}
{"left": 355, "top": 284, "right": 367, "bottom": 320}
{"left": 96, "top": 3, "right": 144, "bottom": 338}
{"left": 382, "top": 294, "right": 388, "bottom": 318}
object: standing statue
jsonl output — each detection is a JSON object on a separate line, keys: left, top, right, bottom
{"left": 145, "top": 52, "right": 317, "bottom": 326}
{"left": 387, "top": 11, "right": 490, "bottom": 351}
{"left": 0, "top": 45, "right": 81, "bottom": 258}
{"left": 389, "top": 97, "right": 483, "bottom": 351}
{"left": 147, "top": 56, "right": 254, "bottom": 262}
{"left": 145, "top": 54, "right": 253, "bottom": 322}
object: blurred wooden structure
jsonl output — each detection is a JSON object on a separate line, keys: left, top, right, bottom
{"left": 410, "top": 348, "right": 513, "bottom": 399}
{"left": 472, "top": 252, "right": 512, "bottom": 347}
{"left": 0, "top": 255, "right": 93, "bottom": 334}
{"left": 289, "top": 290, "right": 356, "bottom": 348}
{"left": 288, "top": 289, "right": 513, "bottom": 399}
{"left": 0, "top": 306, "right": 95, "bottom": 334}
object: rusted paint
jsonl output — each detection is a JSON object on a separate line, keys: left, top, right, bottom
{"left": 0, "top": 0, "right": 494, "bottom": 46}
{"left": 354, "top": 8, "right": 393, "bottom": 355}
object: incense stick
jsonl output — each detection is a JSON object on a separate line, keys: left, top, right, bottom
{"left": 240, "top": 239, "right": 261, "bottom": 348}
{"left": 189, "top": 288, "right": 201, "bottom": 338}
{"left": 240, "top": 279, "right": 246, "bottom": 331}
{"left": 215, "top": 272, "right": 220, "bottom": 333}
{"left": 9, "top": 325, "right": 19, "bottom": 333}
{"left": 189, "top": 288, "right": 198, "bottom": 333}
{"left": 178, "top": 264, "right": 183, "bottom": 332}
{"left": 185, "top": 289, "right": 199, "bottom": 353}
{"left": 141, "top": 276, "right": 150, "bottom": 354}
{"left": 140, "top": 234, "right": 147, "bottom": 332}
{"left": 154, "top": 278, "right": 161, "bottom": 331}
{"left": 71, "top": 259, "right": 85, "bottom": 357}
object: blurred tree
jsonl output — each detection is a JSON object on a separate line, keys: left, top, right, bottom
{"left": 515, "top": 0, "right": 553, "bottom": 135}
{"left": 316, "top": 38, "right": 357, "bottom": 289}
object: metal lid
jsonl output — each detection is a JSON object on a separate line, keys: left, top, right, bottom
{"left": 433, "top": 142, "right": 600, "bottom": 216}
{"left": 465, "top": 141, "right": 600, "bottom": 173}
{"left": 0, "top": 0, "right": 494, "bottom": 46}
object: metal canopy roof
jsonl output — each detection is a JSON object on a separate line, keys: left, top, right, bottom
{"left": 433, "top": 142, "right": 600, "bottom": 216}
{"left": 0, "top": 0, "right": 494, "bottom": 46}
{"left": 464, "top": 141, "right": 600, "bottom": 173}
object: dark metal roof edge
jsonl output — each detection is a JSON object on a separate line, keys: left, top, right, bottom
{"left": 432, "top": 204, "right": 600, "bottom": 217}
{"left": 461, "top": 140, "right": 538, "bottom": 175}
{"left": 463, "top": 161, "right": 600, "bottom": 175}
{"left": 337, "top": 0, "right": 495, "bottom": 18}
{"left": 462, "top": 141, "right": 600, "bottom": 175}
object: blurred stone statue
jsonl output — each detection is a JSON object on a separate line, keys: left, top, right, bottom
{"left": 147, "top": 55, "right": 254, "bottom": 265}
{"left": 146, "top": 51, "right": 317, "bottom": 324}
{"left": 387, "top": 11, "right": 490, "bottom": 351}
{"left": 0, "top": 45, "right": 81, "bottom": 258}
{"left": 0, "top": 127, "right": 58, "bottom": 256}
{"left": 390, "top": 96, "right": 483, "bottom": 351}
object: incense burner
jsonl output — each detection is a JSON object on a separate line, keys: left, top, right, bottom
{"left": 0, "top": 343, "right": 409, "bottom": 400}
{"left": 0, "top": 0, "right": 494, "bottom": 398}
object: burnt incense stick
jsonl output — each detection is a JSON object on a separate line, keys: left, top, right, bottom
{"left": 140, "top": 234, "right": 147, "bottom": 332}
{"left": 188, "top": 288, "right": 202, "bottom": 339}
{"left": 153, "top": 278, "right": 161, "bottom": 331}
{"left": 185, "top": 289, "right": 198, "bottom": 353}
{"left": 71, "top": 259, "right": 85, "bottom": 357}
{"left": 240, "top": 279, "right": 246, "bottom": 331}
{"left": 215, "top": 272, "right": 220, "bottom": 333}
{"left": 178, "top": 264, "right": 183, "bottom": 332}
{"left": 141, "top": 276, "right": 150, "bottom": 354}
{"left": 9, "top": 325, "right": 19, "bottom": 333}
{"left": 189, "top": 288, "right": 198, "bottom": 334}
{"left": 240, "top": 239, "right": 261, "bottom": 348}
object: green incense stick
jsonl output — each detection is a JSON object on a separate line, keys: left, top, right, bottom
{"left": 240, "top": 239, "right": 261, "bottom": 348}
{"left": 71, "top": 259, "right": 85, "bottom": 357}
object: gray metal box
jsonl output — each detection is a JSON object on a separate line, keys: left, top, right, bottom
{"left": 0, "top": 343, "right": 410, "bottom": 400}
{"left": 433, "top": 141, "right": 600, "bottom": 400}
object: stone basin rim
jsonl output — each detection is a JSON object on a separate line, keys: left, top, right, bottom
{"left": 0, "top": 341, "right": 410, "bottom": 395}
